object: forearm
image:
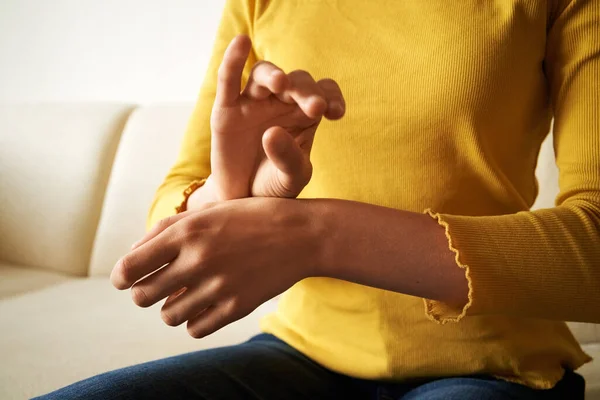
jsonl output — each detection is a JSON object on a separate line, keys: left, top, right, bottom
{"left": 311, "top": 199, "right": 469, "bottom": 306}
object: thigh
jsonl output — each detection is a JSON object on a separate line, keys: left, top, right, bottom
{"left": 400, "top": 370, "right": 585, "bottom": 400}
{"left": 34, "top": 334, "right": 357, "bottom": 400}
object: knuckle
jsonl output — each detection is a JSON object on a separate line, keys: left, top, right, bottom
{"left": 188, "top": 247, "right": 208, "bottom": 270}
{"left": 179, "top": 219, "right": 198, "bottom": 238}
{"left": 289, "top": 69, "right": 313, "bottom": 80}
{"left": 292, "top": 107, "right": 312, "bottom": 121}
{"left": 251, "top": 60, "right": 268, "bottom": 72}
{"left": 225, "top": 297, "right": 242, "bottom": 318}
{"left": 318, "top": 79, "right": 344, "bottom": 98}
{"left": 200, "top": 201, "right": 217, "bottom": 211}
{"left": 131, "top": 286, "right": 150, "bottom": 308}
{"left": 318, "top": 78, "right": 337, "bottom": 87}
{"left": 207, "top": 275, "right": 227, "bottom": 295}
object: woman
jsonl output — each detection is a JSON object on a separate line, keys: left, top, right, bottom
{"left": 38, "top": 0, "right": 599, "bottom": 398}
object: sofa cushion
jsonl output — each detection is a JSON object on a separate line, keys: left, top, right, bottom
{"left": 0, "top": 104, "right": 134, "bottom": 275}
{"left": 89, "top": 104, "right": 193, "bottom": 276}
{"left": 0, "top": 262, "right": 73, "bottom": 300}
{"left": 0, "top": 277, "right": 274, "bottom": 399}
{"left": 531, "top": 129, "right": 559, "bottom": 211}
{"left": 580, "top": 344, "right": 600, "bottom": 399}
{"left": 568, "top": 322, "right": 600, "bottom": 345}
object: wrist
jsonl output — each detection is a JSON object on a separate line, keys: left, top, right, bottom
{"left": 303, "top": 199, "right": 338, "bottom": 278}
{"left": 187, "top": 176, "right": 220, "bottom": 210}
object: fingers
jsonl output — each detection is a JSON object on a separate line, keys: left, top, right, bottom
{"left": 318, "top": 79, "right": 346, "bottom": 120}
{"left": 186, "top": 300, "right": 242, "bottom": 339}
{"left": 242, "top": 61, "right": 289, "bottom": 100}
{"left": 132, "top": 200, "right": 217, "bottom": 251}
{"left": 131, "top": 212, "right": 190, "bottom": 251}
{"left": 215, "top": 35, "right": 252, "bottom": 107}
{"left": 280, "top": 70, "right": 328, "bottom": 119}
{"left": 129, "top": 256, "right": 190, "bottom": 308}
{"left": 111, "top": 226, "right": 181, "bottom": 290}
{"left": 241, "top": 59, "right": 345, "bottom": 121}
{"left": 160, "top": 279, "right": 220, "bottom": 327}
{"left": 262, "top": 127, "right": 311, "bottom": 193}
{"left": 165, "top": 287, "right": 187, "bottom": 307}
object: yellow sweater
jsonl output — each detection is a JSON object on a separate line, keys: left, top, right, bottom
{"left": 149, "top": 0, "right": 600, "bottom": 389}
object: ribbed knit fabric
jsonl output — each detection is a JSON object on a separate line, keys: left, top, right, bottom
{"left": 148, "top": 0, "right": 599, "bottom": 389}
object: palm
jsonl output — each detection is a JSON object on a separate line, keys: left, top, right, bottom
{"left": 211, "top": 95, "right": 318, "bottom": 199}
{"left": 208, "top": 35, "right": 344, "bottom": 201}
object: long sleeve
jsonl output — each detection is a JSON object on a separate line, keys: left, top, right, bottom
{"left": 147, "top": 0, "right": 259, "bottom": 229}
{"left": 425, "top": 0, "right": 600, "bottom": 323}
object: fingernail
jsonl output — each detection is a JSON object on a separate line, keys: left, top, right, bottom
{"left": 131, "top": 241, "right": 140, "bottom": 250}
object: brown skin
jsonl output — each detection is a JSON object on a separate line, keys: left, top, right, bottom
{"left": 111, "top": 36, "right": 467, "bottom": 339}
{"left": 203, "top": 35, "right": 345, "bottom": 202}
{"left": 112, "top": 197, "right": 466, "bottom": 339}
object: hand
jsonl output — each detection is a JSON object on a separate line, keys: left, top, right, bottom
{"left": 111, "top": 198, "right": 324, "bottom": 338}
{"left": 208, "top": 35, "right": 345, "bottom": 201}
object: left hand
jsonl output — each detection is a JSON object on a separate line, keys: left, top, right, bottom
{"left": 209, "top": 35, "right": 345, "bottom": 201}
{"left": 111, "top": 197, "right": 323, "bottom": 338}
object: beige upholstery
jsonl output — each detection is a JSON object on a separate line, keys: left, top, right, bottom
{"left": 0, "top": 277, "right": 274, "bottom": 398}
{"left": 0, "top": 262, "right": 72, "bottom": 300}
{"left": 0, "top": 104, "right": 597, "bottom": 399}
{"left": 569, "top": 322, "right": 600, "bottom": 345}
{"left": 0, "top": 104, "right": 134, "bottom": 275}
{"left": 583, "top": 345, "right": 600, "bottom": 395}
{"left": 89, "top": 104, "right": 193, "bottom": 276}
{"left": 531, "top": 127, "right": 559, "bottom": 211}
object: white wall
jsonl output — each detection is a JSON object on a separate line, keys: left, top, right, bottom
{"left": 0, "top": 0, "right": 226, "bottom": 103}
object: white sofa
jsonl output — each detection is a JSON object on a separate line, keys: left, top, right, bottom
{"left": 0, "top": 104, "right": 598, "bottom": 399}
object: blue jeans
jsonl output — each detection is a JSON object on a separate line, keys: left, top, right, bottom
{"left": 35, "top": 334, "right": 585, "bottom": 400}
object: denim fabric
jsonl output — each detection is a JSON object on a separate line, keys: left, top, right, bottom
{"left": 34, "top": 334, "right": 585, "bottom": 400}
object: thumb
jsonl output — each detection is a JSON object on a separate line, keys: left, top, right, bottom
{"left": 262, "top": 126, "right": 311, "bottom": 192}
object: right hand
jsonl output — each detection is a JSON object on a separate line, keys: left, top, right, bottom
{"left": 203, "top": 35, "right": 345, "bottom": 201}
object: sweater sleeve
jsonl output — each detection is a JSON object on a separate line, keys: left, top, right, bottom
{"left": 147, "top": 0, "right": 258, "bottom": 230}
{"left": 424, "top": 0, "right": 600, "bottom": 324}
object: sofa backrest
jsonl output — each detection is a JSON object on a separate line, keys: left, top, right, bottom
{"left": 0, "top": 104, "right": 133, "bottom": 276}
{"left": 88, "top": 104, "right": 192, "bottom": 276}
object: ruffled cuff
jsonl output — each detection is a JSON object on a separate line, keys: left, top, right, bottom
{"left": 423, "top": 209, "right": 474, "bottom": 324}
{"left": 175, "top": 178, "right": 208, "bottom": 214}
